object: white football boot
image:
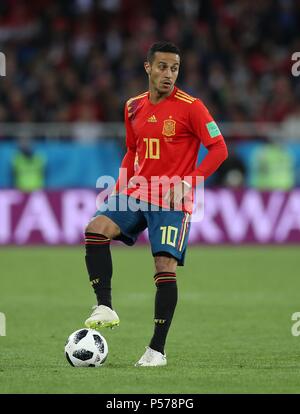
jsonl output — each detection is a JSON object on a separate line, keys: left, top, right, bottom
{"left": 135, "top": 346, "right": 167, "bottom": 367}
{"left": 85, "top": 305, "right": 120, "bottom": 329}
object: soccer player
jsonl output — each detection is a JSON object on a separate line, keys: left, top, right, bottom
{"left": 84, "top": 41, "right": 228, "bottom": 366}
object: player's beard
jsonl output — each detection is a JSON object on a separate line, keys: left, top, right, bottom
{"left": 149, "top": 73, "right": 173, "bottom": 97}
{"left": 156, "top": 80, "right": 173, "bottom": 96}
{"left": 161, "top": 82, "right": 172, "bottom": 93}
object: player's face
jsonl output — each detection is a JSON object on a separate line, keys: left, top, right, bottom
{"left": 145, "top": 52, "right": 180, "bottom": 94}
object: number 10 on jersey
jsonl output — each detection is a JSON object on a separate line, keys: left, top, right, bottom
{"left": 160, "top": 226, "right": 178, "bottom": 247}
{"left": 143, "top": 138, "right": 160, "bottom": 159}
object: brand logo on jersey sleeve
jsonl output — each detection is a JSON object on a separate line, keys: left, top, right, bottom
{"left": 162, "top": 118, "right": 176, "bottom": 136}
{"left": 206, "top": 121, "right": 221, "bottom": 138}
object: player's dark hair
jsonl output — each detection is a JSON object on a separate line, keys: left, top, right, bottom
{"left": 147, "top": 41, "right": 180, "bottom": 64}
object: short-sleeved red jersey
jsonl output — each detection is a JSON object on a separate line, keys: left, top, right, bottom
{"left": 119, "top": 86, "right": 226, "bottom": 212}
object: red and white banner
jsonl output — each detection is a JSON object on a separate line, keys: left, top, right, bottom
{"left": 0, "top": 189, "right": 300, "bottom": 245}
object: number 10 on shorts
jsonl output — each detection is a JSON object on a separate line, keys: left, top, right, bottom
{"left": 160, "top": 226, "right": 178, "bottom": 247}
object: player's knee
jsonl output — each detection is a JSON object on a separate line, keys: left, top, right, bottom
{"left": 85, "top": 216, "right": 120, "bottom": 239}
{"left": 154, "top": 254, "right": 177, "bottom": 274}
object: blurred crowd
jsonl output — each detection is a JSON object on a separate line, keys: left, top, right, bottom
{"left": 0, "top": 0, "right": 299, "bottom": 132}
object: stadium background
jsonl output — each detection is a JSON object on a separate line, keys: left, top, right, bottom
{"left": 1, "top": 0, "right": 300, "bottom": 394}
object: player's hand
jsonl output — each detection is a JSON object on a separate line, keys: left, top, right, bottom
{"left": 164, "top": 181, "right": 191, "bottom": 210}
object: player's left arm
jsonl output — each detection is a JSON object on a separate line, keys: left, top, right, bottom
{"left": 185, "top": 99, "right": 228, "bottom": 187}
{"left": 164, "top": 99, "right": 228, "bottom": 207}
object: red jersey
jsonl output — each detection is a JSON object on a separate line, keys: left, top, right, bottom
{"left": 118, "top": 86, "right": 227, "bottom": 213}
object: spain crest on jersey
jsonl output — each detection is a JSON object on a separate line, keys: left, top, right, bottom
{"left": 162, "top": 119, "right": 176, "bottom": 136}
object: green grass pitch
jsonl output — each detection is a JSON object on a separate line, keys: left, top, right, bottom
{"left": 0, "top": 245, "right": 300, "bottom": 394}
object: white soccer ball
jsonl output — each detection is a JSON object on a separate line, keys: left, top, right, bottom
{"left": 65, "top": 328, "right": 108, "bottom": 367}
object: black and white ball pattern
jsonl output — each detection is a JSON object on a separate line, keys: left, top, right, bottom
{"left": 65, "top": 328, "right": 108, "bottom": 367}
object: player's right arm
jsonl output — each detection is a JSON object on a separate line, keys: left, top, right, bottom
{"left": 114, "top": 103, "right": 136, "bottom": 194}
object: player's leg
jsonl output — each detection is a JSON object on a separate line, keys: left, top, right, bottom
{"left": 135, "top": 254, "right": 177, "bottom": 367}
{"left": 135, "top": 210, "right": 190, "bottom": 366}
{"left": 150, "top": 254, "right": 178, "bottom": 352}
{"left": 84, "top": 194, "right": 147, "bottom": 329}
{"left": 84, "top": 215, "right": 121, "bottom": 329}
{"left": 85, "top": 215, "right": 120, "bottom": 310}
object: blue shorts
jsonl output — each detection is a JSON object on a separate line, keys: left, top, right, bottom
{"left": 94, "top": 194, "right": 191, "bottom": 266}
